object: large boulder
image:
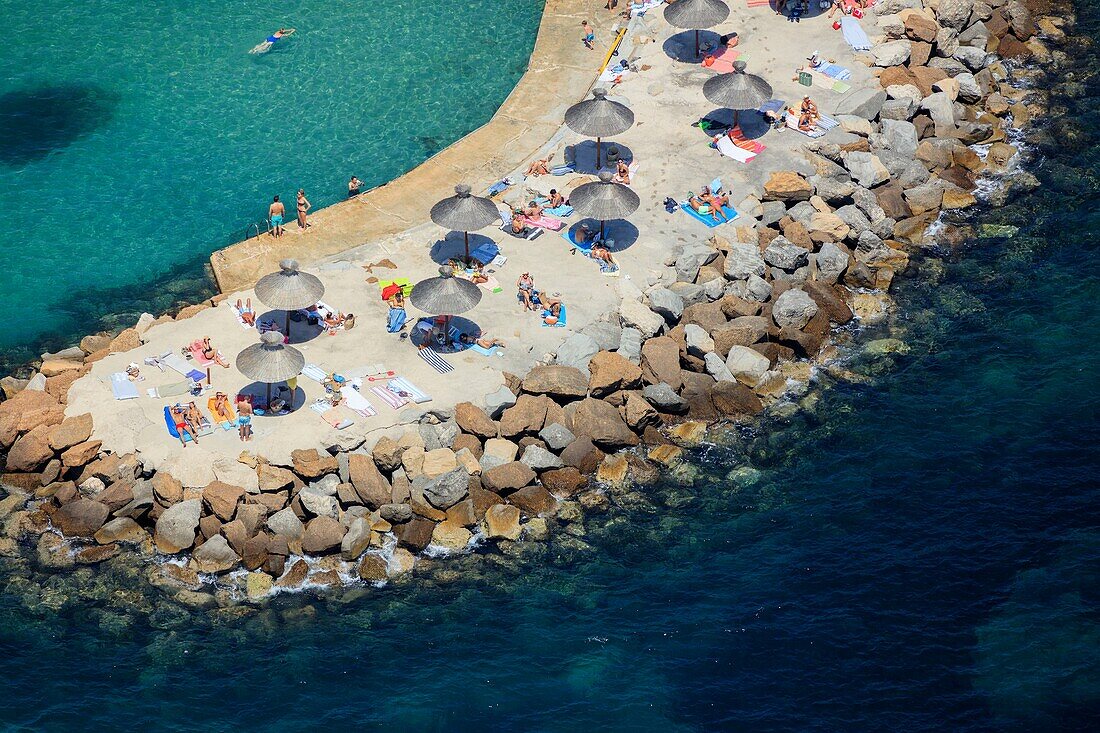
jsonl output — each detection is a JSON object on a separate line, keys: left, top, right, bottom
{"left": 421, "top": 467, "right": 469, "bottom": 509}
{"left": 301, "top": 516, "right": 345, "bottom": 554}
{"left": 640, "top": 337, "right": 682, "bottom": 391}
{"left": 675, "top": 243, "right": 720, "bottom": 283}
{"left": 431, "top": 519, "right": 473, "bottom": 550}
{"left": 454, "top": 402, "right": 498, "bottom": 438}
{"left": 872, "top": 40, "right": 912, "bottom": 66}
{"left": 879, "top": 119, "right": 919, "bottom": 158}
{"left": 484, "top": 504, "right": 521, "bottom": 541}
{"left": 711, "top": 381, "right": 764, "bottom": 416}
{"left": 191, "top": 535, "right": 240, "bottom": 573}
{"left": 481, "top": 461, "right": 537, "bottom": 493}
{"left": 764, "top": 236, "right": 809, "bottom": 271}
{"left": 643, "top": 383, "right": 688, "bottom": 414}
{"left": 266, "top": 507, "right": 305, "bottom": 539}
{"left": 844, "top": 152, "right": 891, "bottom": 188}
{"left": 772, "top": 289, "right": 820, "bottom": 329}
{"left": 499, "top": 394, "right": 551, "bottom": 437}
{"left": 936, "top": 0, "right": 974, "bottom": 30}
{"left": 725, "top": 346, "right": 772, "bottom": 386}
{"left": 6, "top": 425, "right": 54, "bottom": 472}
{"left": 48, "top": 413, "right": 93, "bottom": 451}
{"left": 291, "top": 449, "right": 337, "bottom": 479}
{"left": 520, "top": 445, "right": 564, "bottom": 471}
{"left": 763, "top": 172, "right": 812, "bottom": 202}
{"left": 522, "top": 365, "right": 589, "bottom": 399}
{"left": 349, "top": 454, "right": 391, "bottom": 508}
{"left": 395, "top": 517, "right": 435, "bottom": 552}
{"left": 648, "top": 287, "right": 685, "bottom": 323}
{"left": 154, "top": 499, "right": 202, "bottom": 553}
{"left": 619, "top": 298, "right": 665, "bottom": 338}
{"left": 812, "top": 242, "right": 850, "bottom": 284}
{"left": 588, "top": 350, "right": 642, "bottom": 396}
{"left": 201, "top": 481, "right": 245, "bottom": 522}
{"left": 570, "top": 398, "right": 639, "bottom": 448}
{"left": 551, "top": 334, "right": 601, "bottom": 378}
{"left": 834, "top": 88, "right": 887, "bottom": 120}
{"left": 53, "top": 498, "right": 109, "bottom": 537}
{"left": 724, "top": 242, "right": 767, "bottom": 280}
{"left": 508, "top": 485, "right": 558, "bottom": 517}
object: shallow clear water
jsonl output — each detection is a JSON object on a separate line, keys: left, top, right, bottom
{"left": 4, "top": 6, "right": 1100, "bottom": 733}
{"left": 0, "top": 0, "right": 541, "bottom": 369}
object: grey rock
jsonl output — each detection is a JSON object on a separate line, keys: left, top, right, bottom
{"left": 704, "top": 352, "right": 736, "bottom": 382}
{"left": 675, "top": 243, "right": 719, "bottom": 282}
{"left": 879, "top": 98, "right": 918, "bottom": 122}
{"left": 422, "top": 467, "right": 469, "bottom": 509}
{"left": 538, "top": 423, "right": 576, "bottom": 451}
{"left": 725, "top": 346, "right": 771, "bottom": 385}
{"left": 937, "top": 0, "right": 975, "bottom": 30}
{"left": 341, "top": 517, "right": 371, "bottom": 560}
{"left": 154, "top": 499, "right": 201, "bottom": 552}
{"left": 811, "top": 242, "right": 850, "bottom": 284}
{"left": 856, "top": 230, "right": 886, "bottom": 253}
{"left": 684, "top": 324, "right": 715, "bottom": 357}
{"left": 809, "top": 174, "right": 855, "bottom": 203}
{"left": 521, "top": 445, "right": 565, "bottom": 471}
{"left": 619, "top": 299, "right": 665, "bottom": 338}
{"left": 25, "top": 373, "right": 47, "bottom": 391}
{"left": 879, "top": 119, "right": 919, "bottom": 158}
{"left": 872, "top": 40, "right": 912, "bottom": 67}
{"left": 835, "top": 205, "right": 872, "bottom": 237}
{"left": 380, "top": 503, "right": 413, "bottom": 524}
{"left": 871, "top": 218, "right": 897, "bottom": 241}
{"left": 834, "top": 88, "right": 887, "bottom": 120}
{"left": 724, "top": 242, "right": 767, "bottom": 280}
{"left": 555, "top": 333, "right": 601, "bottom": 377}
{"left": 618, "top": 328, "right": 643, "bottom": 364}
{"left": 745, "top": 274, "right": 773, "bottom": 303}
{"left": 580, "top": 321, "right": 623, "bottom": 352}
{"left": 299, "top": 487, "right": 339, "bottom": 519}
{"left": 642, "top": 383, "right": 688, "bottom": 413}
{"left": 885, "top": 84, "right": 923, "bottom": 105}
{"left": 309, "top": 474, "right": 341, "bottom": 496}
{"left": 764, "top": 236, "right": 809, "bottom": 271}
{"left": 647, "top": 287, "right": 685, "bottom": 324}
{"left": 267, "top": 507, "right": 305, "bottom": 539}
{"left": 484, "top": 386, "right": 517, "bottom": 419}
{"left": 955, "top": 73, "right": 983, "bottom": 104}
{"left": 958, "top": 20, "right": 989, "bottom": 48}
{"left": 772, "top": 289, "right": 819, "bottom": 329}
{"left": 702, "top": 277, "right": 725, "bottom": 302}
{"left": 668, "top": 281, "right": 707, "bottom": 306}
{"left": 844, "top": 152, "right": 891, "bottom": 188}
{"left": 760, "top": 201, "right": 787, "bottom": 226}
{"left": 927, "top": 56, "right": 970, "bottom": 78}
{"left": 953, "top": 45, "right": 991, "bottom": 71}
{"left": 192, "top": 535, "right": 239, "bottom": 570}
{"left": 852, "top": 187, "right": 886, "bottom": 223}
{"left": 786, "top": 201, "right": 817, "bottom": 226}
{"left": 896, "top": 159, "right": 932, "bottom": 189}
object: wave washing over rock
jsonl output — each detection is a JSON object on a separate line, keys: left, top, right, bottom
{"left": 0, "top": 0, "right": 1072, "bottom": 610}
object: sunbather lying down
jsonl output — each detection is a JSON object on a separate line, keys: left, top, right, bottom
{"left": 525, "top": 157, "right": 550, "bottom": 176}
{"left": 459, "top": 330, "right": 505, "bottom": 349}
{"left": 688, "top": 187, "right": 731, "bottom": 222}
{"left": 235, "top": 298, "right": 256, "bottom": 326}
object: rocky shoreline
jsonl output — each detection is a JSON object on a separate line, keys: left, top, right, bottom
{"left": 0, "top": 0, "right": 1070, "bottom": 609}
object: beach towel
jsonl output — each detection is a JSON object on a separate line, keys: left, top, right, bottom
{"left": 188, "top": 341, "right": 215, "bottom": 367}
{"left": 817, "top": 113, "right": 839, "bottom": 130}
{"left": 544, "top": 204, "right": 574, "bottom": 217}
{"left": 551, "top": 162, "right": 576, "bottom": 176}
{"left": 841, "top": 17, "right": 872, "bottom": 52}
{"left": 207, "top": 397, "right": 236, "bottom": 431}
{"left": 487, "top": 177, "right": 514, "bottom": 197}
{"left": 631, "top": 0, "right": 665, "bottom": 16}
{"left": 680, "top": 201, "right": 739, "bottom": 227}
{"left": 161, "top": 353, "right": 206, "bottom": 382}
{"left": 257, "top": 319, "right": 281, "bottom": 335}
{"left": 818, "top": 62, "right": 852, "bottom": 81}
{"left": 716, "top": 135, "right": 761, "bottom": 163}
{"left": 541, "top": 304, "right": 567, "bottom": 328}
{"left": 370, "top": 385, "right": 408, "bottom": 410}
{"left": 309, "top": 401, "right": 354, "bottom": 430}
{"left": 339, "top": 385, "right": 378, "bottom": 417}
{"left": 387, "top": 307, "right": 407, "bottom": 333}
{"left": 468, "top": 242, "right": 500, "bottom": 265}
{"left": 804, "top": 68, "right": 852, "bottom": 94}
{"left": 301, "top": 363, "right": 328, "bottom": 383}
{"left": 703, "top": 47, "right": 743, "bottom": 74}
{"left": 785, "top": 112, "right": 827, "bottom": 137}
{"left": 111, "top": 372, "right": 140, "bottom": 400}
{"left": 598, "top": 61, "right": 633, "bottom": 85}
{"left": 524, "top": 215, "right": 564, "bottom": 231}
{"left": 377, "top": 278, "right": 414, "bottom": 297}
{"left": 228, "top": 301, "right": 255, "bottom": 329}
{"left": 146, "top": 380, "right": 194, "bottom": 399}
{"left": 561, "top": 227, "right": 598, "bottom": 252}
{"left": 390, "top": 377, "right": 431, "bottom": 404}
{"left": 759, "top": 99, "right": 786, "bottom": 116}
{"left": 418, "top": 348, "right": 454, "bottom": 374}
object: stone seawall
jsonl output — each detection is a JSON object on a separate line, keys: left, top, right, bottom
{"left": 0, "top": 0, "right": 1070, "bottom": 604}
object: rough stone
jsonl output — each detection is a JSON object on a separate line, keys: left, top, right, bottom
{"left": 725, "top": 346, "right": 772, "bottom": 387}
{"left": 191, "top": 534, "right": 239, "bottom": 573}
{"left": 301, "top": 516, "right": 345, "bottom": 554}
{"left": 291, "top": 449, "right": 338, "bottom": 480}
{"left": 484, "top": 503, "right": 521, "bottom": 540}
{"left": 619, "top": 298, "right": 665, "bottom": 338}
{"left": 569, "top": 398, "right": 639, "bottom": 448}
{"left": 772, "top": 289, "right": 820, "bottom": 329}
{"left": 53, "top": 498, "right": 109, "bottom": 537}
{"left": 640, "top": 337, "right": 682, "bottom": 391}
{"left": 508, "top": 485, "right": 558, "bottom": 516}
{"left": 154, "top": 499, "right": 201, "bottom": 553}
{"left": 482, "top": 461, "right": 537, "bottom": 493}
{"left": 522, "top": 364, "right": 590, "bottom": 398}
{"left": 763, "top": 172, "right": 812, "bottom": 202}
{"left": 266, "top": 507, "right": 305, "bottom": 539}
{"left": 421, "top": 467, "right": 469, "bottom": 509}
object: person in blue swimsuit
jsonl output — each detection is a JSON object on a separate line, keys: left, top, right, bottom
{"left": 250, "top": 28, "right": 295, "bottom": 54}
{"left": 269, "top": 195, "right": 285, "bottom": 237}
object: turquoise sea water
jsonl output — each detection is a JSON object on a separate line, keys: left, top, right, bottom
{"left": 3, "top": 6, "right": 1100, "bottom": 733}
{"left": 0, "top": 0, "right": 541, "bottom": 369}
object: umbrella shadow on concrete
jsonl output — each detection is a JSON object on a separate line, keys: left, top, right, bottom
{"left": 238, "top": 381, "right": 306, "bottom": 413}
{"left": 663, "top": 30, "right": 722, "bottom": 63}
{"left": 698, "top": 107, "right": 772, "bottom": 140}
{"left": 255, "top": 310, "right": 326, "bottom": 345}
{"left": 429, "top": 231, "right": 499, "bottom": 265}
{"left": 564, "top": 219, "right": 640, "bottom": 251}
{"left": 409, "top": 315, "right": 492, "bottom": 354}
{"left": 570, "top": 140, "right": 635, "bottom": 175}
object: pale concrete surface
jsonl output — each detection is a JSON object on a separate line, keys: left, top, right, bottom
{"left": 68, "top": 5, "right": 883, "bottom": 482}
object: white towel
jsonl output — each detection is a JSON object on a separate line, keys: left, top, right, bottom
{"left": 716, "top": 136, "right": 758, "bottom": 163}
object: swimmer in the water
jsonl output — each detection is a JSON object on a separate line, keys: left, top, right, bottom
{"left": 250, "top": 28, "right": 295, "bottom": 54}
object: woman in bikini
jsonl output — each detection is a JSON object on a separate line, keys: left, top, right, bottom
{"left": 184, "top": 402, "right": 206, "bottom": 434}
{"left": 170, "top": 405, "right": 199, "bottom": 446}
{"left": 297, "top": 189, "right": 311, "bottom": 229}
{"left": 524, "top": 157, "right": 550, "bottom": 176}
{"left": 202, "top": 337, "right": 230, "bottom": 368}
{"left": 591, "top": 242, "right": 617, "bottom": 267}
{"left": 235, "top": 298, "right": 256, "bottom": 326}
{"left": 211, "top": 392, "right": 234, "bottom": 423}
{"left": 525, "top": 200, "right": 544, "bottom": 219}
{"left": 613, "top": 159, "right": 631, "bottom": 185}
{"left": 511, "top": 210, "right": 530, "bottom": 236}
{"left": 548, "top": 189, "right": 567, "bottom": 208}
{"left": 544, "top": 300, "right": 563, "bottom": 326}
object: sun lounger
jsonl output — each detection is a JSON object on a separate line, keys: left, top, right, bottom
{"left": 111, "top": 372, "right": 140, "bottom": 400}
{"left": 162, "top": 353, "right": 206, "bottom": 382}
{"left": 418, "top": 349, "right": 454, "bottom": 374}
{"left": 680, "top": 201, "right": 739, "bottom": 227}
{"left": 390, "top": 377, "right": 431, "bottom": 403}
{"left": 370, "top": 385, "right": 408, "bottom": 410}
{"left": 309, "top": 401, "right": 354, "bottom": 430}
{"left": 207, "top": 397, "right": 236, "bottom": 431}
{"left": 338, "top": 384, "right": 378, "bottom": 417}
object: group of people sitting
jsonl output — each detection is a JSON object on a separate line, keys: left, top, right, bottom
{"left": 509, "top": 189, "right": 569, "bottom": 236}
{"left": 516, "top": 272, "right": 565, "bottom": 326}
{"left": 795, "top": 94, "right": 820, "bottom": 132}
{"left": 687, "top": 184, "right": 733, "bottom": 223}
{"left": 167, "top": 392, "right": 253, "bottom": 446}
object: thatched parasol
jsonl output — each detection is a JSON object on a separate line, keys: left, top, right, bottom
{"left": 236, "top": 331, "right": 305, "bottom": 406}
{"left": 564, "top": 89, "right": 635, "bottom": 169}
{"left": 703, "top": 70, "right": 773, "bottom": 128}
{"left": 429, "top": 184, "right": 500, "bottom": 260}
{"left": 664, "top": 0, "right": 731, "bottom": 57}
{"left": 254, "top": 259, "right": 326, "bottom": 335}
{"left": 409, "top": 271, "right": 483, "bottom": 316}
{"left": 568, "top": 170, "right": 640, "bottom": 239}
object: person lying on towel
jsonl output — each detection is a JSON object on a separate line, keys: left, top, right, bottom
{"left": 511, "top": 210, "right": 535, "bottom": 237}
{"left": 525, "top": 200, "right": 544, "bottom": 218}
{"left": 459, "top": 330, "right": 506, "bottom": 350}
{"left": 689, "top": 191, "right": 730, "bottom": 222}
{"left": 591, "top": 242, "right": 617, "bottom": 268}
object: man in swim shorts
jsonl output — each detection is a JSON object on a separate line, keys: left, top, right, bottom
{"left": 269, "top": 195, "right": 285, "bottom": 237}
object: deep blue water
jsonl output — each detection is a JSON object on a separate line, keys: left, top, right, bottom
{"left": 3, "top": 8, "right": 1100, "bottom": 733}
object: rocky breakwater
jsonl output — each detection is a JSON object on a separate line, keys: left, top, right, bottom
{"left": 0, "top": 0, "right": 1068, "bottom": 605}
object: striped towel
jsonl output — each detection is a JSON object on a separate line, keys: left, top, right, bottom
{"left": 418, "top": 349, "right": 454, "bottom": 374}
{"left": 390, "top": 377, "right": 431, "bottom": 403}
{"left": 371, "top": 385, "right": 407, "bottom": 410}
{"left": 339, "top": 385, "right": 377, "bottom": 417}
{"left": 301, "top": 363, "right": 328, "bottom": 382}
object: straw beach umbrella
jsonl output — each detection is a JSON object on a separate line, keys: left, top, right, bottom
{"left": 236, "top": 331, "right": 305, "bottom": 407}
{"left": 568, "top": 170, "right": 640, "bottom": 240}
{"left": 703, "top": 70, "right": 773, "bottom": 129}
{"left": 254, "top": 258, "right": 325, "bottom": 335}
{"left": 664, "top": 0, "right": 731, "bottom": 58}
{"left": 409, "top": 272, "right": 482, "bottom": 347}
{"left": 430, "top": 184, "right": 500, "bottom": 261}
{"left": 564, "top": 88, "right": 634, "bottom": 170}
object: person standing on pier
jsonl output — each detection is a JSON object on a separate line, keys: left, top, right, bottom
{"left": 269, "top": 195, "right": 285, "bottom": 237}
{"left": 297, "top": 189, "right": 312, "bottom": 230}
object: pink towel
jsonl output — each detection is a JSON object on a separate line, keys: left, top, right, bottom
{"left": 189, "top": 342, "right": 215, "bottom": 366}
{"left": 370, "top": 385, "right": 407, "bottom": 410}
{"left": 524, "top": 215, "right": 564, "bottom": 231}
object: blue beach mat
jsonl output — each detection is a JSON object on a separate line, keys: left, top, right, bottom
{"left": 542, "top": 303, "right": 567, "bottom": 328}
{"left": 680, "top": 202, "right": 739, "bottom": 228}
{"left": 163, "top": 406, "right": 212, "bottom": 442}
{"left": 561, "top": 228, "right": 595, "bottom": 251}
{"left": 544, "top": 204, "right": 574, "bottom": 217}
